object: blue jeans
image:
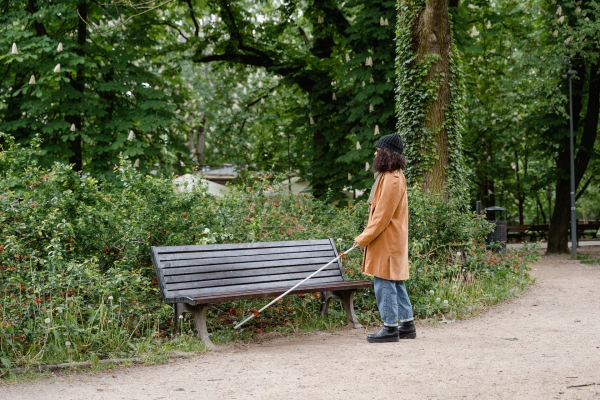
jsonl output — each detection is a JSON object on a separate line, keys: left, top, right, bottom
{"left": 373, "top": 277, "right": 414, "bottom": 326}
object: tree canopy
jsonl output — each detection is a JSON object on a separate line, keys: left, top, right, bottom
{"left": 1, "top": 0, "right": 599, "bottom": 252}
{"left": 0, "top": 0, "right": 191, "bottom": 180}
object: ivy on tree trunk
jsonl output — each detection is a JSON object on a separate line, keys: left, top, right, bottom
{"left": 396, "top": 0, "right": 467, "bottom": 200}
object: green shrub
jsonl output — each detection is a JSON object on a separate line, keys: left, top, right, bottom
{"left": 0, "top": 135, "right": 536, "bottom": 370}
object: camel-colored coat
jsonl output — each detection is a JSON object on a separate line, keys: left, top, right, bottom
{"left": 355, "top": 170, "right": 409, "bottom": 281}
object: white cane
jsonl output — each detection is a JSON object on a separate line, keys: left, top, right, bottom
{"left": 234, "top": 243, "right": 358, "bottom": 330}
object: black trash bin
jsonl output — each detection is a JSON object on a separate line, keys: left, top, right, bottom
{"left": 485, "top": 206, "right": 507, "bottom": 251}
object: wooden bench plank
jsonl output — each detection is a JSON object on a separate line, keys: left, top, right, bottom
{"left": 164, "top": 264, "right": 340, "bottom": 283}
{"left": 154, "top": 239, "right": 332, "bottom": 254}
{"left": 161, "top": 256, "right": 337, "bottom": 274}
{"left": 162, "top": 262, "right": 337, "bottom": 278}
{"left": 167, "top": 278, "right": 345, "bottom": 302}
{"left": 160, "top": 251, "right": 336, "bottom": 269}
{"left": 156, "top": 244, "right": 335, "bottom": 261}
{"left": 168, "top": 280, "right": 373, "bottom": 305}
{"left": 165, "top": 270, "right": 343, "bottom": 292}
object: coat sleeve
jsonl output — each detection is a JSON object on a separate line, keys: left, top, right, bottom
{"left": 354, "top": 173, "right": 401, "bottom": 248}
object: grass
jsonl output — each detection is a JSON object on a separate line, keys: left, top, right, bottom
{"left": 577, "top": 253, "right": 600, "bottom": 265}
{"left": 0, "top": 332, "right": 205, "bottom": 383}
{"left": 0, "top": 296, "right": 207, "bottom": 371}
{"left": 418, "top": 272, "right": 532, "bottom": 322}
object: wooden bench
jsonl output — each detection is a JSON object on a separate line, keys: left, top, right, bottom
{"left": 528, "top": 224, "right": 549, "bottom": 241}
{"left": 576, "top": 222, "right": 600, "bottom": 239}
{"left": 150, "top": 239, "right": 372, "bottom": 347}
{"left": 507, "top": 224, "right": 532, "bottom": 243}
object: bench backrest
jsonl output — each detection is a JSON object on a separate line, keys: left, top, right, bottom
{"left": 150, "top": 239, "right": 345, "bottom": 304}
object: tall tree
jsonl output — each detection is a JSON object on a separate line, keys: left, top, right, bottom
{"left": 544, "top": 0, "right": 600, "bottom": 253}
{"left": 396, "top": 0, "right": 467, "bottom": 199}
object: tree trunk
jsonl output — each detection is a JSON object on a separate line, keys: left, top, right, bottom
{"left": 479, "top": 179, "right": 495, "bottom": 210}
{"left": 196, "top": 125, "right": 205, "bottom": 168}
{"left": 66, "top": 1, "right": 87, "bottom": 171}
{"left": 311, "top": 129, "right": 330, "bottom": 199}
{"left": 547, "top": 60, "right": 600, "bottom": 253}
{"left": 27, "top": 0, "right": 47, "bottom": 36}
{"left": 536, "top": 197, "right": 547, "bottom": 225}
{"left": 414, "top": 0, "right": 452, "bottom": 193}
{"left": 548, "top": 177, "right": 571, "bottom": 253}
{"left": 514, "top": 149, "right": 525, "bottom": 225}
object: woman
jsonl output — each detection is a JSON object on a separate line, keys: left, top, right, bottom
{"left": 354, "top": 133, "right": 416, "bottom": 343}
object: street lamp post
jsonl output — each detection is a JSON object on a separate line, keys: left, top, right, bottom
{"left": 546, "top": 188, "right": 552, "bottom": 228}
{"left": 566, "top": 64, "right": 578, "bottom": 257}
{"left": 287, "top": 134, "right": 295, "bottom": 191}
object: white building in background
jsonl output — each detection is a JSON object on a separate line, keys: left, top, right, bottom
{"left": 175, "top": 165, "right": 362, "bottom": 199}
{"left": 173, "top": 174, "right": 228, "bottom": 196}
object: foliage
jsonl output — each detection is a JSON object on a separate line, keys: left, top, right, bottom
{"left": 0, "top": 0, "right": 190, "bottom": 179}
{"left": 179, "top": 61, "right": 309, "bottom": 171}
{"left": 578, "top": 182, "right": 600, "bottom": 220}
{"left": 174, "top": 0, "right": 599, "bottom": 232}
{"left": 335, "top": 0, "right": 398, "bottom": 196}
{"left": 300, "top": 0, "right": 399, "bottom": 200}
{"left": 0, "top": 138, "right": 536, "bottom": 371}
{"left": 452, "top": 0, "right": 600, "bottom": 235}
{"left": 2, "top": 0, "right": 598, "bottom": 229}
{"left": 405, "top": 188, "right": 537, "bottom": 317}
{"left": 0, "top": 135, "right": 365, "bottom": 369}
{"left": 453, "top": 0, "right": 563, "bottom": 221}
{"left": 0, "top": 0, "right": 402, "bottom": 200}
{"left": 178, "top": 0, "right": 399, "bottom": 201}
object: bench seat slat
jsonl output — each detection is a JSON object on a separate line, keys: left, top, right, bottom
{"left": 165, "top": 270, "right": 343, "bottom": 292}
{"left": 164, "top": 264, "right": 340, "bottom": 283}
{"left": 154, "top": 239, "right": 332, "bottom": 254}
{"left": 165, "top": 280, "right": 373, "bottom": 305}
{"left": 166, "top": 276, "right": 360, "bottom": 301}
{"left": 160, "top": 251, "right": 336, "bottom": 269}
{"left": 156, "top": 244, "right": 335, "bottom": 261}
{"left": 162, "top": 256, "right": 337, "bottom": 274}
{"left": 163, "top": 262, "right": 336, "bottom": 278}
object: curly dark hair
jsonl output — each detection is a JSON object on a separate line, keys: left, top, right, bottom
{"left": 373, "top": 147, "right": 406, "bottom": 172}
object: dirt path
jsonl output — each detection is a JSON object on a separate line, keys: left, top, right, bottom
{"left": 2, "top": 252, "right": 600, "bottom": 400}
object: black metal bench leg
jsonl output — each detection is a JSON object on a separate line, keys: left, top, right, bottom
{"left": 332, "top": 290, "right": 363, "bottom": 329}
{"left": 176, "top": 303, "right": 214, "bottom": 348}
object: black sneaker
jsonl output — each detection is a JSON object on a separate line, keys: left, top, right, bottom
{"left": 366, "top": 326, "right": 399, "bottom": 343}
{"left": 398, "top": 320, "right": 417, "bottom": 339}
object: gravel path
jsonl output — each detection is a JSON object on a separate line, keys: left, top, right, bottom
{"left": 2, "top": 250, "right": 600, "bottom": 399}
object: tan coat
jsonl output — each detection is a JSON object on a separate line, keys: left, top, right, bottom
{"left": 355, "top": 170, "right": 409, "bottom": 281}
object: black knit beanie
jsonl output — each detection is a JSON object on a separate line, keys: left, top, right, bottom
{"left": 375, "top": 133, "right": 403, "bottom": 155}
